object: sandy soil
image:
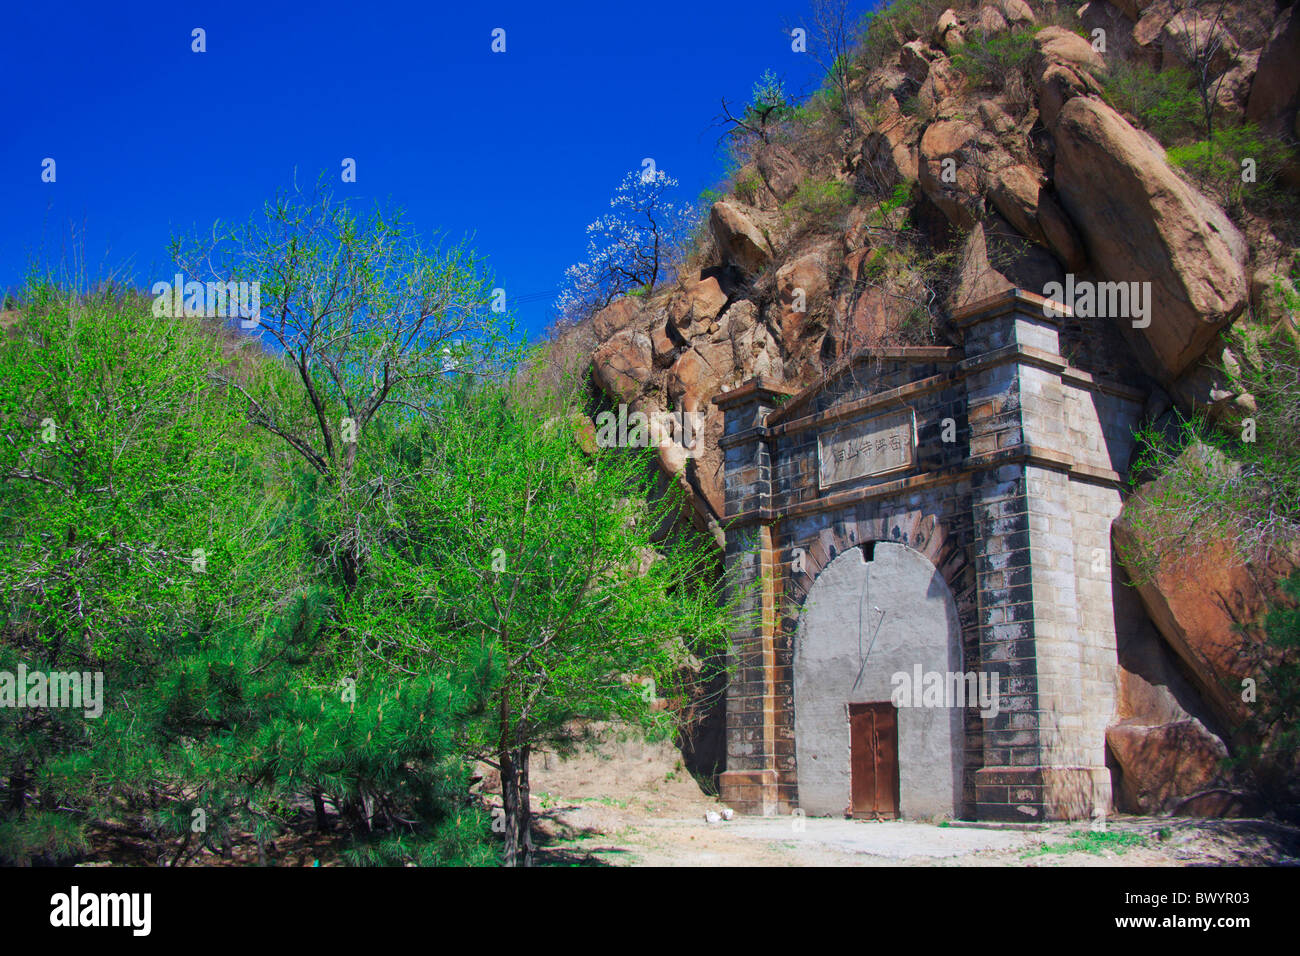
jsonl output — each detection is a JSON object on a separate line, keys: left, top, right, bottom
{"left": 524, "top": 729, "right": 1300, "bottom": 867}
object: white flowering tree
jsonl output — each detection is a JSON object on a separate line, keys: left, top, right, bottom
{"left": 555, "top": 168, "right": 696, "bottom": 323}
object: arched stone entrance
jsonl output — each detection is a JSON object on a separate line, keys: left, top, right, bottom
{"left": 794, "top": 541, "right": 963, "bottom": 819}
{"left": 714, "top": 290, "right": 1147, "bottom": 822}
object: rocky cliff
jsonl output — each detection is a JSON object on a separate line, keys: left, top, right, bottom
{"left": 556, "top": 0, "right": 1300, "bottom": 816}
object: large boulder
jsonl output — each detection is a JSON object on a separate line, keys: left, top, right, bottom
{"left": 933, "top": 8, "right": 964, "bottom": 51}
{"left": 1159, "top": 9, "right": 1239, "bottom": 75}
{"left": 919, "top": 119, "right": 989, "bottom": 229}
{"left": 1106, "top": 721, "right": 1244, "bottom": 816}
{"left": 1113, "top": 441, "right": 1300, "bottom": 728}
{"left": 998, "top": 0, "right": 1034, "bottom": 26}
{"left": 974, "top": 5, "right": 1008, "bottom": 35}
{"left": 756, "top": 143, "right": 806, "bottom": 203}
{"left": 591, "top": 328, "right": 653, "bottom": 404}
{"left": 1050, "top": 96, "right": 1248, "bottom": 380}
{"left": 1032, "top": 24, "right": 1108, "bottom": 126}
{"left": 1246, "top": 5, "right": 1300, "bottom": 137}
{"left": 987, "top": 163, "right": 1087, "bottom": 270}
{"left": 1034, "top": 25, "right": 1108, "bottom": 76}
{"left": 950, "top": 213, "right": 1064, "bottom": 308}
{"left": 592, "top": 296, "right": 643, "bottom": 341}
{"left": 667, "top": 274, "right": 729, "bottom": 331}
{"left": 863, "top": 103, "right": 921, "bottom": 188}
{"left": 918, "top": 55, "right": 962, "bottom": 118}
{"left": 1107, "top": 586, "right": 1246, "bottom": 817}
{"left": 709, "top": 201, "right": 774, "bottom": 276}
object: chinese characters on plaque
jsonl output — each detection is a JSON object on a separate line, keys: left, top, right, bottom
{"left": 817, "top": 407, "right": 917, "bottom": 489}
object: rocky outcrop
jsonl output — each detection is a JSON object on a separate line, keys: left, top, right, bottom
{"left": 756, "top": 144, "right": 806, "bottom": 203}
{"left": 1050, "top": 96, "right": 1248, "bottom": 381}
{"left": 577, "top": 1, "right": 1295, "bottom": 818}
{"left": 919, "top": 119, "right": 989, "bottom": 229}
{"left": 987, "top": 163, "right": 1086, "bottom": 270}
{"left": 1246, "top": 5, "right": 1300, "bottom": 137}
{"left": 591, "top": 328, "right": 653, "bottom": 404}
{"left": 1107, "top": 721, "right": 1244, "bottom": 816}
{"left": 709, "top": 202, "right": 774, "bottom": 276}
{"left": 668, "top": 273, "right": 729, "bottom": 332}
{"left": 592, "top": 297, "right": 642, "bottom": 340}
{"left": 1113, "top": 442, "right": 1299, "bottom": 729}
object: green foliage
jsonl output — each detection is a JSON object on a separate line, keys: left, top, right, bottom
{"left": 1103, "top": 61, "right": 1201, "bottom": 144}
{"left": 1166, "top": 124, "right": 1296, "bottom": 213}
{"left": 1124, "top": 322, "right": 1300, "bottom": 576}
{"left": 873, "top": 180, "right": 914, "bottom": 228}
{"left": 782, "top": 176, "right": 855, "bottom": 224}
{"left": 0, "top": 276, "right": 497, "bottom": 866}
{"left": 746, "top": 68, "right": 794, "bottom": 132}
{"left": 350, "top": 381, "right": 742, "bottom": 752}
{"left": 1241, "top": 570, "right": 1300, "bottom": 796}
{"left": 1022, "top": 830, "right": 1147, "bottom": 858}
{"left": 951, "top": 29, "right": 1037, "bottom": 91}
{"left": 734, "top": 169, "right": 764, "bottom": 204}
{"left": 857, "top": 0, "right": 951, "bottom": 69}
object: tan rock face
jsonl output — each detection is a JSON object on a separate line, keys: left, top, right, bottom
{"left": 1113, "top": 443, "right": 1299, "bottom": 728}
{"left": 919, "top": 119, "right": 987, "bottom": 229}
{"left": 997, "top": 0, "right": 1034, "bottom": 25}
{"left": 1034, "top": 25, "right": 1108, "bottom": 77}
{"left": 1035, "top": 61, "right": 1099, "bottom": 127}
{"left": 667, "top": 274, "right": 728, "bottom": 330}
{"left": 988, "top": 163, "right": 1086, "bottom": 270}
{"left": 1050, "top": 96, "right": 1248, "bottom": 380}
{"left": 756, "top": 143, "right": 806, "bottom": 203}
{"left": 863, "top": 99, "right": 921, "bottom": 186}
{"left": 950, "top": 214, "right": 1064, "bottom": 308}
{"left": 977, "top": 99, "right": 1017, "bottom": 136}
{"left": 650, "top": 318, "right": 678, "bottom": 369}
{"left": 918, "top": 55, "right": 961, "bottom": 118}
{"left": 1106, "top": 720, "right": 1239, "bottom": 815}
{"left": 592, "top": 328, "right": 653, "bottom": 404}
{"left": 934, "top": 9, "right": 965, "bottom": 52}
{"left": 592, "top": 296, "right": 643, "bottom": 340}
{"left": 988, "top": 163, "right": 1047, "bottom": 245}
{"left": 975, "top": 5, "right": 1008, "bottom": 35}
{"left": 708, "top": 201, "right": 773, "bottom": 276}
{"left": 1159, "top": 8, "right": 1240, "bottom": 75}
{"left": 899, "top": 40, "right": 931, "bottom": 83}
{"left": 1246, "top": 5, "right": 1300, "bottom": 137}
{"left": 775, "top": 246, "right": 834, "bottom": 362}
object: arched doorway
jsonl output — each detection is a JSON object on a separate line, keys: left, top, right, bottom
{"left": 793, "top": 541, "right": 964, "bottom": 819}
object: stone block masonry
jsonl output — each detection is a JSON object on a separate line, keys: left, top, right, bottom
{"left": 715, "top": 289, "right": 1145, "bottom": 821}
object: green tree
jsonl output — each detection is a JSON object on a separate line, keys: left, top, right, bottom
{"left": 345, "top": 377, "right": 746, "bottom": 865}
{"left": 172, "top": 179, "right": 508, "bottom": 592}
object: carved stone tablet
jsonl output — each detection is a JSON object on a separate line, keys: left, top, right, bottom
{"left": 817, "top": 408, "right": 917, "bottom": 489}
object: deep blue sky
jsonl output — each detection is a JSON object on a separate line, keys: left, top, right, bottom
{"left": 1, "top": 0, "right": 870, "bottom": 339}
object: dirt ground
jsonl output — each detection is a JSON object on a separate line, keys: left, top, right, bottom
{"left": 523, "top": 729, "right": 1300, "bottom": 867}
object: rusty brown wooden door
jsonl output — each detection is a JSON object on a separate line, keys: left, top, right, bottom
{"left": 849, "top": 702, "right": 899, "bottom": 819}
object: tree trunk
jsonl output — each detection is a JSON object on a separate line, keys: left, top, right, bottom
{"left": 499, "top": 746, "right": 534, "bottom": 867}
{"left": 312, "top": 787, "right": 332, "bottom": 832}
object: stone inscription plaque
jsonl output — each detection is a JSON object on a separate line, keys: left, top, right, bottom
{"left": 818, "top": 408, "right": 917, "bottom": 489}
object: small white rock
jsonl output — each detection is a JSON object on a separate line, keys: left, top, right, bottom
{"left": 721, "top": 808, "right": 735, "bottom": 821}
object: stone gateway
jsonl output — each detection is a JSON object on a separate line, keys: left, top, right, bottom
{"left": 715, "top": 289, "right": 1145, "bottom": 823}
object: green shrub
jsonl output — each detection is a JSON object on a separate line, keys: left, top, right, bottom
{"left": 734, "top": 169, "right": 764, "bottom": 204}
{"left": 1167, "top": 124, "right": 1296, "bottom": 213}
{"left": 857, "top": 0, "right": 952, "bottom": 69}
{"left": 782, "top": 176, "right": 855, "bottom": 223}
{"left": 1103, "top": 60, "right": 1200, "bottom": 144}
{"left": 951, "top": 29, "right": 1037, "bottom": 91}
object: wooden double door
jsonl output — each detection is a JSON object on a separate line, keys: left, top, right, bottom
{"left": 849, "top": 702, "right": 900, "bottom": 819}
